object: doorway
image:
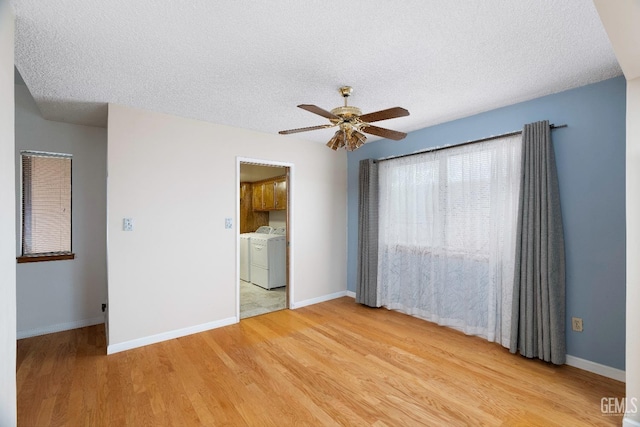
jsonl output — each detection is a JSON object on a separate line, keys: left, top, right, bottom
{"left": 237, "top": 158, "right": 292, "bottom": 319}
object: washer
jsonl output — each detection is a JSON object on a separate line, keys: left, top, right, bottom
{"left": 250, "top": 229, "right": 286, "bottom": 290}
{"left": 239, "top": 226, "right": 273, "bottom": 282}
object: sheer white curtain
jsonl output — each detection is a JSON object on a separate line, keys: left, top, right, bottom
{"left": 377, "top": 135, "right": 521, "bottom": 347}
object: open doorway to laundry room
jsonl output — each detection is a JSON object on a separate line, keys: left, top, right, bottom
{"left": 237, "top": 159, "right": 292, "bottom": 319}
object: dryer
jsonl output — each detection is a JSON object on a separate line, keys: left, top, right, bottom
{"left": 239, "top": 226, "right": 273, "bottom": 282}
{"left": 250, "top": 229, "right": 286, "bottom": 290}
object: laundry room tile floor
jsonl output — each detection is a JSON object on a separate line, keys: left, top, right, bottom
{"left": 240, "top": 280, "right": 286, "bottom": 319}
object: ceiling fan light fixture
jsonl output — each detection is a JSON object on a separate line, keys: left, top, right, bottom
{"left": 326, "top": 130, "right": 345, "bottom": 151}
{"left": 345, "top": 129, "right": 367, "bottom": 151}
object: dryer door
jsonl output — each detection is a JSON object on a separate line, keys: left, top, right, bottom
{"left": 250, "top": 241, "right": 269, "bottom": 268}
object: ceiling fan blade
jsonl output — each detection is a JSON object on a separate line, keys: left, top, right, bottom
{"left": 359, "top": 107, "right": 410, "bottom": 123}
{"left": 279, "top": 124, "right": 334, "bottom": 135}
{"left": 362, "top": 125, "right": 407, "bottom": 141}
{"left": 298, "top": 104, "right": 340, "bottom": 120}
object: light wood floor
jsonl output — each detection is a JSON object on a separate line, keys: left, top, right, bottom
{"left": 17, "top": 297, "right": 624, "bottom": 426}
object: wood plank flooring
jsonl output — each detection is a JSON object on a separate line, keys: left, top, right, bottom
{"left": 17, "top": 297, "right": 624, "bottom": 426}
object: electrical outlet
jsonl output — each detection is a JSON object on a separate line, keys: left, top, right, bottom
{"left": 123, "top": 218, "right": 133, "bottom": 231}
{"left": 571, "top": 317, "right": 583, "bottom": 332}
{"left": 225, "top": 218, "right": 232, "bottom": 229}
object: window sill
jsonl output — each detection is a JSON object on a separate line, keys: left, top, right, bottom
{"left": 17, "top": 253, "right": 75, "bottom": 264}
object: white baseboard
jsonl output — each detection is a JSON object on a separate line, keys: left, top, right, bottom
{"left": 107, "top": 316, "right": 237, "bottom": 355}
{"left": 290, "top": 290, "right": 348, "bottom": 309}
{"left": 624, "top": 416, "right": 640, "bottom": 427}
{"left": 566, "top": 354, "right": 625, "bottom": 382}
{"left": 17, "top": 316, "right": 104, "bottom": 339}
{"left": 346, "top": 291, "right": 356, "bottom": 298}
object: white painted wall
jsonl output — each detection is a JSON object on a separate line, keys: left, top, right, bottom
{"left": 593, "top": 0, "right": 640, "bottom": 81}
{"left": 593, "top": 1, "right": 640, "bottom": 423}
{"left": 107, "top": 104, "right": 347, "bottom": 350}
{"left": 625, "top": 76, "right": 640, "bottom": 426}
{"left": 14, "top": 85, "right": 107, "bottom": 338}
{"left": 269, "top": 210, "right": 287, "bottom": 228}
{"left": 0, "top": 1, "right": 16, "bottom": 425}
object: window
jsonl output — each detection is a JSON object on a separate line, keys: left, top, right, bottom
{"left": 17, "top": 151, "right": 74, "bottom": 263}
{"left": 379, "top": 136, "right": 520, "bottom": 254}
{"left": 376, "top": 135, "right": 522, "bottom": 346}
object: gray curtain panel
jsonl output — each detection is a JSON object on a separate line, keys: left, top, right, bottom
{"left": 356, "top": 159, "right": 380, "bottom": 307}
{"left": 510, "top": 120, "right": 566, "bottom": 365}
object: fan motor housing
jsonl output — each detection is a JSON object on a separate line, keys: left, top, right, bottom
{"left": 331, "top": 106, "right": 362, "bottom": 120}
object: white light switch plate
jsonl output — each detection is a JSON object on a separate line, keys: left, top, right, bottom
{"left": 123, "top": 218, "right": 134, "bottom": 231}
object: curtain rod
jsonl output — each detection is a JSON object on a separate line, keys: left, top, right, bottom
{"left": 375, "top": 124, "right": 568, "bottom": 163}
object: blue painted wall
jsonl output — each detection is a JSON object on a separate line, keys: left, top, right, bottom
{"left": 347, "top": 77, "right": 626, "bottom": 370}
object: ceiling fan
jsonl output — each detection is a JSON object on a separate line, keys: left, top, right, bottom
{"left": 279, "top": 86, "right": 410, "bottom": 151}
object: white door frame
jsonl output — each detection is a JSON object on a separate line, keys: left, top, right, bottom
{"left": 236, "top": 157, "right": 294, "bottom": 320}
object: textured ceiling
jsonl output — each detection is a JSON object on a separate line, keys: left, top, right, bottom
{"left": 11, "top": 0, "right": 621, "bottom": 144}
{"left": 240, "top": 164, "right": 286, "bottom": 183}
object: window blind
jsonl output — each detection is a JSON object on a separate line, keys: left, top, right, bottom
{"left": 21, "top": 151, "right": 72, "bottom": 255}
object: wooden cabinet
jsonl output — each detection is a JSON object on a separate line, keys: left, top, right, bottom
{"left": 252, "top": 181, "right": 274, "bottom": 211}
{"left": 240, "top": 182, "right": 268, "bottom": 233}
{"left": 263, "top": 181, "right": 275, "bottom": 210}
{"left": 252, "top": 183, "right": 262, "bottom": 211}
{"left": 252, "top": 176, "right": 287, "bottom": 211}
{"left": 274, "top": 178, "right": 287, "bottom": 210}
